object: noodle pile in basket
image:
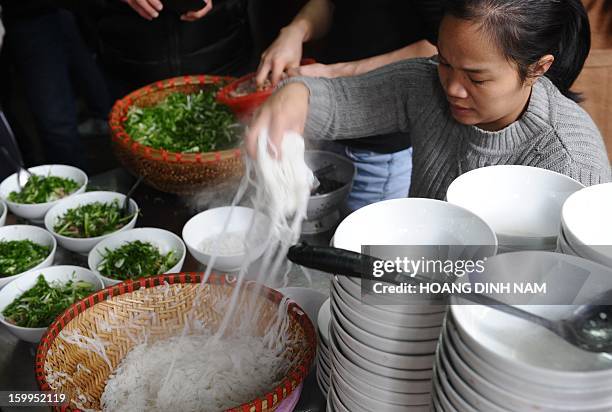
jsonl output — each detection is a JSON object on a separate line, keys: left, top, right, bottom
{"left": 43, "top": 131, "right": 315, "bottom": 412}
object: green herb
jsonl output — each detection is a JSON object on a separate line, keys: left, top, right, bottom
{"left": 97, "top": 240, "right": 178, "bottom": 280}
{"left": 8, "top": 174, "right": 80, "bottom": 204}
{"left": 0, "top": 240, "right": 51, "bottom": 277}
{"left": 1, "top": 274, "right": 95, "bottom": 328}
{"left": 53, "top": 200, "right": 135, "bottom": 238}
{"left": 124, "top": 87, "right": 240, "bottom": 153}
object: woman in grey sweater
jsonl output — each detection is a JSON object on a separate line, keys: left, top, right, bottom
{"left": 245, "top": 0, "right": 611, "bottom": 200}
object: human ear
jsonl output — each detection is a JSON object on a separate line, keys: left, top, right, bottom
{"left": 526, "top": 55, "right": 555, "bottom": 85}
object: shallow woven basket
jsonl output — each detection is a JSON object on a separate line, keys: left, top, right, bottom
{"left": 35, "top": 273, "right": 316, "bottom": 412}
{"left": 109, "top": 75, "right": 244, "bottom": 195}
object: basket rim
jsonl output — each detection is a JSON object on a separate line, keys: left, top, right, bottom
{"left": 109, "top": 75, "right": 243, "bottom": 164}
{"left": 35, "top": 272, "right": 317, "bottom": 412}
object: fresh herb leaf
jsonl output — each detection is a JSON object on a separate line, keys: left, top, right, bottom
{"left": 0, "top": 240, "right": 50, "bottom": 277}
{"left": 8, "top": 174, "right": 80, "bottom": 204}
{"left": 97, "top": 240, "right": 178, "bottom": 280}
{"left": 54, "top": 200, "right": 135, "bottom": 238}
{"left": 2, "top": 274, "right": 95, "bottom": 328}
{"left": 124, "top": 88, "right": 240, "bottom": 153}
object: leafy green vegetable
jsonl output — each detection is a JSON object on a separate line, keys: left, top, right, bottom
{"left": 2, "top": 274, "right": 95, "bottom": 328}
{"left": 54, "top": 200, "right": 135, "bottom": 238}
{"left": 124, "top": 87, "right": 240, "bottom": 153}
{"left": 97, "top": 240, "right": 178, "bottom": 280}
{"left": 0, "top": 240, "right": 51, "bottom": 277}
{"left": 8, "top": 174, "right": 80, "bottom": 204}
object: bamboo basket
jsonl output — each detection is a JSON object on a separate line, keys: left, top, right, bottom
{"left": 35, "top": 273, "right": 316, "bottom": 412}
{"left": 109, "top": 76, "right": 244, "bottom": 195}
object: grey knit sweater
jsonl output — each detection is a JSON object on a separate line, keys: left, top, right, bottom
{"left": 286, "top": 58, "right": 612, "bottom": 200}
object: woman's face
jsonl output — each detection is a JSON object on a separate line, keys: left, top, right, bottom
{"left": 437, "top": 15, "right": 533, "bottom": 131}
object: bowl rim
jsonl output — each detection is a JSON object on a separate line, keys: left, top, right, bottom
{"left": 0, "top": 224, "right": 57, "bottom": 283}
{"left": 0, "top": 265, "right": 104, "bottom": 331}
{"left": 182, "top": 206, "right": 269, "bottom": 259}
{"left": 44, "top": 191, "right": 139, "bottom": 242}
{"left": 35, "top": 273, "right": 317, "bottom": 412}
{"left": 109, "top": 74, "right": 242, "bottom": 163}
{"left": 0, "top": 199, "right": 7, "bottom": 222}
{"left": 88, "top": 227, "right": 187, "bottom": 283}
{"left": 0, "top": 164, "right": 89, "bottom": 208}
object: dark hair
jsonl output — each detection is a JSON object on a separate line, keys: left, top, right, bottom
{"left": 444, "top": 0, "right": 591, "bottom": 102}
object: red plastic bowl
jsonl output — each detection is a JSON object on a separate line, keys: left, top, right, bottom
{"left": 217, "top": 58, "right": 316, "bottom": 121}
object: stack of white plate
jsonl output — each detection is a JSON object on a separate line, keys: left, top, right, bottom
{"left": 558, "top": 183, "right": 612, "bottom": 268}
{"left": 317, "top": 298, "right": 332, "bottom": 396}
{"left": 433, "top": 251, "right": 612, "bottom": 412}
{"left": 446, "top": 165, "right": 584, "bottom": 253}
{"left": 326, "top": 198, "right": 497, "bottom": 412}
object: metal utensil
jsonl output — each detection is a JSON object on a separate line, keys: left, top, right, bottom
{"left": 122, "top": 175, "right": 144, "bottom": 217}
{"left": 0, "top": 146, "right": 32, "bottom": 191}
{"left": 287, "top": 242, "right": 612, "bottom": 353}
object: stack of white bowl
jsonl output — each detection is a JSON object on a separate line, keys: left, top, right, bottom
{"left": 446, "top": 165, "right": 584, "bottom": 253}
{"left": 317, "top": 298, "right": 332, "bottom": 396}
{"left": 327, "top": 198, "right": 497, "bottom": 412}
{"left": 433, "top": 251, "right": 612, "bottom": 412}
{"left": 558, "top": 183, "right": 612, "bottom": 268}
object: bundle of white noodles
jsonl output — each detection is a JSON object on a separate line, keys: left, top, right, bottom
{"left": 99, "top": 130, "right": 314, "bottom": 411}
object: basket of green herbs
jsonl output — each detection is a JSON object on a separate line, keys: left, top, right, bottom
{"left": 53, "top": 200, "right": 135, "bottom": 239}
{"left": 110, "top": 75, "right": 244, "bottom": 194}
{"left": 0, "top": 239, "right": 51, "bottom": 278}
{"left": 8, "top": 174, "right": 80, "bottom": 204}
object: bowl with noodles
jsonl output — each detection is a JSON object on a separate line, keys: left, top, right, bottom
{"left": 36, "top": 273, "right": 317, "bottom": 411}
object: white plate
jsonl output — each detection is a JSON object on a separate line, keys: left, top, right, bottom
{"left": 331, "top": 298, "right": 439, "bottom": 355}
{"left": 331, "top": 316, "right": 436, "bottom": 370}
{"left": 329, "top": 323, "right": 433, "bottom": 380}
{"left": 332, "top": 279, "right": 444, "bottom": 339}
{"left": 446, "top": 165, "right": 584, "bottom": 240}
{"left": 451, "top": 252, "right": 612, "bottom": 388}
{"left": 318, "top": 298, "right": 331, "bottom": 346}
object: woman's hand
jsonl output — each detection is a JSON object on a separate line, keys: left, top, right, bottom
{"left": 287, "top": 62, "right": 355, "bottom": 79}
{"left": 255, "top": 26, "right": 306, "bottom": 87}
{"left": 124, "top": 0, "right": 163, "bottom": 20}
{"left": 181, "top": 0, "right": 213, "bottom": 21}
{"left": 245, "top": 83, "right": 310, "bottom": 158}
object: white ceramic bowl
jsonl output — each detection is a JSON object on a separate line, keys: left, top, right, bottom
{"left": 434, "top": 351, "right": 479, "bottom": 412}
{"left": 317, "top": 298, "right": 331, "bottom": 346}
{"left": 88, "top": 227, "right": 186, "bottom": 287}
{"left": 0, "top": 265, "right": 103, "bottom": 342}
{"left": 0, "top": 165, "right": 88, "bottom": 223}
{"left": 331, "top": 316, "right": 436, "bottom": 370}
{"left": 0, "top": 199, "right": 6, "bottom": 227}
{"left": 561, "top": 183, "right": 612, "bottom": 267}
{"left": 446, "top": 165, "right": 584, "bottom": 246}
{"left": 0, "top": 225, "right": 56, "bottom": 289}
{"left": 182, "top": 206, "right": 270, "bottom": 272}
{"left": 278, "top": 287, "right": 327, "bottom": 326}
{"left": 44, "top": 191, "right": 138, "bottom": 255}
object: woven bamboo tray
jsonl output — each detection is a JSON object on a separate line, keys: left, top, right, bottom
{"left": 35, "top": 273, "right": 316, "bottom": 412}
{"left": 109, "top": 76, "right": 244, "bottom": 195}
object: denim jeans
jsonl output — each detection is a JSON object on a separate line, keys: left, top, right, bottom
{"left": 6, "top": 10, "right": 111, "bottom": 169}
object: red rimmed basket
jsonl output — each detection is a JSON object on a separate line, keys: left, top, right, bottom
{"left": 35, "top": 273, "right": 317, "bottom": 412}
{"left": 216, "top": 59, "right": 316, "bottom": 121}
{"left": 109, "top": 75, "right": 244, "bottom": 195}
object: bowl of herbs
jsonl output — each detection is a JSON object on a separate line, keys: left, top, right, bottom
{"left": 0, "top": 225, "right": 56, "bottom": 289}
{"left": 44, "top": 191, "right": 139, "bottom": 254}
{"left": 0, "top": 265, "right": 103, "bottom": 342}
{"left": 88, "top": 227, "right": 186, "bottom": 287}
{"left": 0, "top": 164, "right": 88, "bottom": 223}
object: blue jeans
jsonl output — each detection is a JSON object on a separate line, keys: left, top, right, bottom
{"left": 6, "top": 10, "right": 111, "bottom": 169}
{"left": 321, "top": 143, "right": 413, "bottom": 212}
